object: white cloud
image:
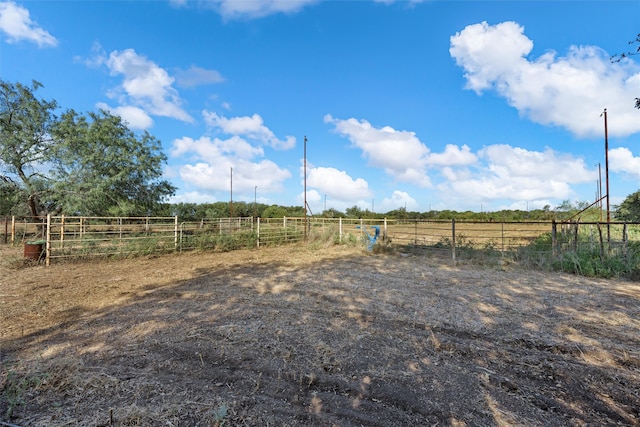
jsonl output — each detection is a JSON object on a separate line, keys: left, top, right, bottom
{"left": 609, "top": 147, "right": 640, "bottom": 180}
{"left": 306, "top": 166, "right": 372, "bottom": 201}
{"left": 0, "top": 1, "right": 57, "bottom": 47}
{"left": 169, "top": 191, "right": 217, "bottom": 204}
{"left": 174, "top": 65, "right": 224, "bottom": 88}
{"left": 480, "top": 144, "right": 593, "bottom": 183}
{"left": 172, "top": 0, "right": 319, "bottom": 19}
{"left": 325, "top": 115, "right": 432, "bottom": 186}
{"left": 180, "top": 159, "right": 290, "bottom": 193}
{"left": 438, "top": 144, "right": 595, "bottom": 204}
{"left": 426, "top": 144, "right": 477, "bottom": 166}
{"left": 171, "top": 135, "right": 263, "bottom": 162}
{"left": 170, "top": 135, "right": 290, "bottom": 194}
{"left": 450, "top": 21, "right": 640, "bottom": 138}
{"left": 95, "top": 102, "right": 154, "bottom": 130}
{"left": 380, "top": 190, "right": 418, "bottom": 211}
{"left": 203, "top": 111, "right": 296, "bottom": 150}
{"left": 93, "top": 48, "right": 193, "bottom": 123}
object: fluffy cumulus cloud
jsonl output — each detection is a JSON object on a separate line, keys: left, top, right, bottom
{"left": 609, "top": 147, "right": 640, "bottom": 180}
{"left": 85, "top": 46, "right": 193, "bottom": 126}
{"left": 170, "top": 0, "right": 319, "bottom": 19}
{"left": 171, "top": 135, "right": 264, "bottom": 162}
{"left": 438, "top": 144, "right": 595, "bottom": 205}
{"left": 95, "top": 103, "right": 153, "bottom": 130}
{"left": 204, "top": 111, "right": 296, "bottom": 150}
{"left": 171, "top": 136, "right": 290, "bottom": 193}
{"left": 306, "top": 166, "right": 372, "bottom": 201}
{"left": 105, "top": 49, "right": 193, "bottom": 123}
{"left": 380, "top": 191, "right": 418, "bottom": 212}
{"left": 0, "top": 1, "right": 57, "bottom": 46}
{"left": 426, "top": 144, "right": 477, "bottom": 166}
{"left": 450, "top": 21, "right": 640, "bottom": 138}
{"left": 325, "top": 115, "right": 432, "bottom": 186}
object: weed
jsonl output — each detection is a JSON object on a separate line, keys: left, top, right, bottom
{"left": 1, "top": 367, "right": 49, "bottom": 419}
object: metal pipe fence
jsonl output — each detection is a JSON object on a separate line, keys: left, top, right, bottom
{"left": 2, "top": 215, "right": 638, "bottom": 267}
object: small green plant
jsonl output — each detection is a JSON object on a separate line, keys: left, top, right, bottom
{"left": 2, "top": 367, "right": 48, "bottom": 418}
{"left": 205, "top": 402, "right": 228, "bottom": 426}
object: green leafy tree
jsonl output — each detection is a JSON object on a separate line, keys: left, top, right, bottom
{"left": 0, "top": 80, "right": 58, "bottom": 217}
{"left": 0, "top": 80, "right": 175, "bottom": 217}
{"left": 262, "top": 205, "right": 288, "bottom": 218}
{"left": 345, "top": 205, "right": 365, "bottom": 218}
{"left": 322, "top": 208, "right": 345, "bottom": 218}
{"left": 615, "top": 190, "right": 640, "bottom": 222}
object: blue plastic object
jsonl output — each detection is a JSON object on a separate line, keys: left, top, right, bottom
{"left": 356, "top": 225, "right": 380, "bottom": 251}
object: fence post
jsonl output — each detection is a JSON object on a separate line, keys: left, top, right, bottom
{"left": 451, "top": 219, "right": 456, "bottom": 260}
{"left": 257, "top": 217, "right": 261, "bottom": 248}
{"left": 339, "top": 217, "right": 342, "bottom": 243}
{"left": 384, "top": 218, "right": 387, "bottom": 243}
{"left": 11, "top": 216, "right": 15, "bottom": 245}
{"left": 60, "top": 215, "right": 65, "bottom": 249}
{"left": 174, "top": 216, "right": 178, "bottom": 251}
{"left": 46, "top": 214, "right": 51, "bottom": 266}
{"left": 551, "top": 220, "right": 557, "bottom": 258}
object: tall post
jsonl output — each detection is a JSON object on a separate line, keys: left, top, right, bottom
{"left": 46, "top": 214, "right": 51, "bottom": 266}
{"left": 254, "top": 186, "right": 257, "bottom": 219}
{"left": 230, "top": 166, "right": 233, "bottom": 218}
{"left": 451, "top": 219, "right": 456, "bottom": 260}
{"left": 174, "top": 216, "right": 178, "bottom": 251}
{"left": 304, "top": 136, "right": 308, "bottom": 241}
{"left": 603, "top": 109, "right": 610, "bottom": 242}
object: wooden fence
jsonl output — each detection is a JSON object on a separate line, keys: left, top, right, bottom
{"left": 2, "top": 215, "right": 639, "bottom": 266}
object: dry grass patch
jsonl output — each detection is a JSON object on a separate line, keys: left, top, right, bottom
{"left": 1, "top": 244, "right": 639, "bottom": 426}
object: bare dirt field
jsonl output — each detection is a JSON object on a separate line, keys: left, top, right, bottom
{"left": 1, "top": 243, "right": 639, "bottom": 426}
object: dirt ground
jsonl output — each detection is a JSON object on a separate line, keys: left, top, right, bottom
{"left": 1, "top": 243, "right": 639, "bottom": 426}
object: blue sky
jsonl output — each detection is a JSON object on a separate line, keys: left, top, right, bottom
{"left": 1, "top": 0, "right": 639, "bottom": 214}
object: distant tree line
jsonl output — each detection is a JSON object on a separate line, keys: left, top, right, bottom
{"left": 142, "top": 199, "right": 638, "bottom": 223}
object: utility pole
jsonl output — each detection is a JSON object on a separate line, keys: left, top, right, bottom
{"left": 602, "top": 109, "right": 610, "bottom": 241}
{"left": 304, "top": 136, "right": 307, "bottom": 241}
